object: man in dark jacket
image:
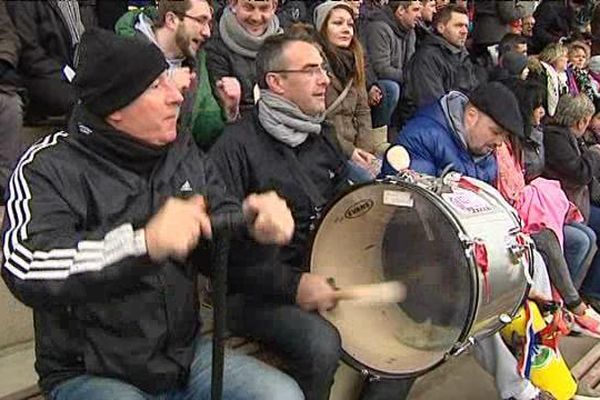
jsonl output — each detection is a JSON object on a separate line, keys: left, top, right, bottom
{"left": 5, "top": 0, "right": 95, "bottom": 120}
{"left": 0, "top": 0, "right": 22, "bottom": 203}
{"left": 472, "top": 0, "right": 525, "bottom": 55}
{"left": 1, "top": 28, "right": 303, "bottom": 400}
{"left": 402, "top": 4, "right": 482, "bottom": 121}
{"left": 210, "top": 29, "right": 415, "bottom": 400}
{"left": 365, "top": 1, "right": 421, "bottom": 128}
{"left": 531, "top": 0, "right": 577, "bottom": 54}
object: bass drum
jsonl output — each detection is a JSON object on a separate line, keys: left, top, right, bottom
{"left": 310, "top": 175, "right": 531, "bottom": 378}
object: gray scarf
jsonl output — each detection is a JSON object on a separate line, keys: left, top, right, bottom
{"left": 56, "top": 0, "right": 85, "bottom": 46}
{"left": 219, "top": 7, "right": 281, "bottom": 58}
{"left": 258, "top": 90, "right": 324, "bottom": 147}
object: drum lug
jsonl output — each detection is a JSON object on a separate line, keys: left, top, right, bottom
{"left": 362, "top": 369, "right": 380, "bottom": 382}
{"left": 450, "top": 337, "right": 475, "bottom": 357}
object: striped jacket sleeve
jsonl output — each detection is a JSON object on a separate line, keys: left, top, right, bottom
{"left": 1, "top": 133, "right": 156, "bottom": 308}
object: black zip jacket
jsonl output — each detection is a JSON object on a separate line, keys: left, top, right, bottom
{"left": 209, "top": 110, "right": 349, "bottom": 303}
{"left": 1, "top": 106, "right": 239, "bottom": 394}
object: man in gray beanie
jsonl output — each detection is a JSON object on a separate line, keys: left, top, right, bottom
{"left": 1, "top": 27, "right": 303, "bottom": 400}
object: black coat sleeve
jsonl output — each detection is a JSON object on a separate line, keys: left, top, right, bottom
{"left": 544, "top": 128, "right": 600, "bottom": 186}
{"left": 1, "top": 153, "right": 160, "bottom": 309}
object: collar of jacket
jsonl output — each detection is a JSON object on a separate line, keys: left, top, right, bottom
{"left": 68, "top": 105, "right": 193, "bottom": 182}
{"left": 424, "top": 31, "right": 467, "bottom": 56}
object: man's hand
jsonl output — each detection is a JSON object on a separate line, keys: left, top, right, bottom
{"left": 243, "top": 191, "right": 294, "bottom": 245}
{"left": 368, "top": 85, "right": 382, "bottom": 106}
{"left": 215, "top": 76, "right": 242, "bottom": 119}
{"left": 296, "top": 273, "right": 338, "bottom": 313}
{"left": 351, "top": 148, "right": 377, "bottom": 171}
{"left": 171, "top": 67, "right": 195, "bottom": 93}
{"left": 145, "top": 195, "right": 211, "bottom": 262}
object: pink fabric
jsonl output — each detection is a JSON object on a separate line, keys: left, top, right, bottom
{"left": 496, "top": 143, "right": 583, "bottom": 248}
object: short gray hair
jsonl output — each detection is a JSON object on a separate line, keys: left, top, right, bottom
{"left": 553, "top": 94, "right": 595, "bottom": 127}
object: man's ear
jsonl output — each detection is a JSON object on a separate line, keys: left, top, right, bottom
{"left": 164, "top": 11, "right": 180, "bottom": 30}
{"left": 265, "top": 73, "right": 285, "bottom": 95}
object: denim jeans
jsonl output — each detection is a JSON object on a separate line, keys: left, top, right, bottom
{"left": 347, "top": 160, "right": 375, "bottom": 183}
{"left": 371, "top": 80, "right": 401, "bottom": 129}
{"left": 49, "top": 337, "right": 304, "bottom": 400}
{"left": 227, "top": 295, "right": 414, "bottom": 400}
{"left": 227, "top": 295, "right": 341, "bottom": 400}
{"left": 564, "top": 222, "right": 597, "bottom": 289}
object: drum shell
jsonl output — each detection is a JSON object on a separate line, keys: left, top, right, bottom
{"left": 309, "top": 178, "right": 529, "bottom": 378}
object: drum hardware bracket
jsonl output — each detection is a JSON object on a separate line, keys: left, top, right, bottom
{"left": 450, "top": 337, "right": 476, "bottom": 357}
{"left": 499, "top": 313, "right": 513, "bottom": 324}
{"left": 362, "top": 369, "right": 381, "bottom": 382}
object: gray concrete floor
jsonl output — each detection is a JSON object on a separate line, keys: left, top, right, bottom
{"left": 409, "top": 336, "right": 597, "bottom": 400}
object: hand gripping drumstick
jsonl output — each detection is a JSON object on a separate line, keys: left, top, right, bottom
{"left": 328, "top": 279, "right": 408, "bottom": 306}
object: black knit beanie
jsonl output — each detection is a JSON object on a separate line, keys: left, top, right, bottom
{"left": 74, "top": 28, "right": 168, "bottom": 117}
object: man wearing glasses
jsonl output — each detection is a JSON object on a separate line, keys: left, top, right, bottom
{"left": 209, "top": 29, "right": 415, "bottom": 400}
{"left": 117, "top": 0, "right": 237, "bottom": 134}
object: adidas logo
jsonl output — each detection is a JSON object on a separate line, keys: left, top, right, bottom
{"left": 180, "top": 180, "right": 193, "bottom": 192}
{"left": 328, "top": 170, "right": 335, "bottom": 179}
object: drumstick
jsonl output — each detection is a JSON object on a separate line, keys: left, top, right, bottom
{"left": 332, "top": 281, "right": 407, "bottom": 305}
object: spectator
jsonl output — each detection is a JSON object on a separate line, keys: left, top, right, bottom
{"left": 115, "top": 0, "right": 227, "bottom": 149}
{"left": 491, "top": 51, "right": 530, "bottom": 82}
{"left": 436, "top": 0, "right": 450, "bottom": 12}
{"left": 315, "top": 2, "right": 383, "bottom": 181}
{"left": 276, "top": 0, "right": 318, "bottom": 29}
{"left": 365, "top": 1, "right": 421, "bottom": 129}
{"left": 402, "top": 5, "right": 481, "bottom": 118}
{"left": 472, "top": 0, "right": 525, "bottom": 61}
{"left": 542, "top": 93, "right": 600, "bottom": 312}
{"left": 210, "top": 29, "right": 415, "bottom": 400}
{"left": 205, "top": 0, "right": 282, "bottom": 120}
{"left": 0, "top": 0, "right": 22, "bottom": 203}
{"left": 522, "top": 12, "right": 536, "bottom": 37}
{"left": 567, "top": 40, "right": 599, "bottom": 103}
{"left": 499, "top": 33, "right": 529, "bottom": 57}
{"left": 417, "top": 0, "right": 438, "bottom": 41}
{"left": 381, "top": 82, "right": 555, "bottom": 400}
{"left": 531, "top": 0, "right": 576, "bottom": 54}
{"left": 498, "top": 79, "right": 600, "bottom": 337}
{"left": 350, "top": 0, "right": 386, "bottom": 129}
{"left": 1, "top": 27, "right": 302, "bottom": 400}
{"left": 5, "top": 1, "right": 94, "bottom": 121}
{"left": 527, "top": 42, "right": 570, "bottom": 117}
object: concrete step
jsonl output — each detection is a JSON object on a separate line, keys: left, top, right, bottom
{"left": 0, "top": 342, "right": 38, "bottom": 400}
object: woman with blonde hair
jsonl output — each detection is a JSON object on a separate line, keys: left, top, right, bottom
{"left": 314, "top": 1, "right": 388, "bottom": 181}
{"left": 527, "top": 42, "right": 569, "bottom": 117}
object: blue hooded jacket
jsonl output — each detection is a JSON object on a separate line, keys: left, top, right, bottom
{"left": 381, "top": 91, "right": 497, "bottom": 185}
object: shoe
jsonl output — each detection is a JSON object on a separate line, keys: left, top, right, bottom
{"left": 583, "top": 296, "right": 600, "bottom": 314}
{"left": 573, "top": 307, "right": 600, "bottom": 339}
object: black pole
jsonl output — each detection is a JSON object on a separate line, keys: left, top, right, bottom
{"left": 210, "top": 212, "right": 246, "bottom": 400}
{"left": 211, "top": 232, "right": 229, "bottom": 400}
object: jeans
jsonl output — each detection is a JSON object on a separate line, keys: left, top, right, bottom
{"left": 0, "top": 92, "right": 23, "bottom": 198}
{"left": 347, "top": 160, "right": 375, "bottom": 183}
{"left": 581, "top": 206, "right": 600, "bottom": 299}
{"left": 49, "top": 337, "right": 304, "bottom": 400}
{"left": 227, "top": 295, "right": 414, "bottom": 400}
{"left": 564, "top": 222, "right": 597, "bottom": 289}
{"left": 371, "top": 80, "right": 400, "bottom": 129}
{"left": 227, "top": 295, "right": 341, "bottom": 400}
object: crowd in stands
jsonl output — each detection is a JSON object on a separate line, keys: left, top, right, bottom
{"left": 8, "top": 0, "right": 600, "bottom": 400}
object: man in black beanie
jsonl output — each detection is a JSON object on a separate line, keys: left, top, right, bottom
{"left": 1, "top": 28, "right": 304, "bottom": 400}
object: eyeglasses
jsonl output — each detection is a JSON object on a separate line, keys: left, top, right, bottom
{"left": 268, "top": 64, "right": 331, "bottom": 78}
{"left": 180, "top": 13, "right": 211, "bottom": 27}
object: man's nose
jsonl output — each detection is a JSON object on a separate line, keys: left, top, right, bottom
{"left": 166, "top": 80, "right": 184, "bottom": 104}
